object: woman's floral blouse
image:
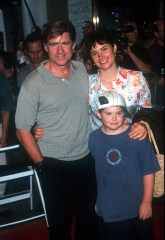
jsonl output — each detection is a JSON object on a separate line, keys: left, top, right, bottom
{"left": 89, "top": 67, "right": 151, "bottom": 131}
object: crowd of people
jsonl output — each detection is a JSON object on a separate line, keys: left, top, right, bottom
{"left": 0, "top": 15, "right": 164, "bottom": 240}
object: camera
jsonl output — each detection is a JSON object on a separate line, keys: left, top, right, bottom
{"left": 109, "top": 25, "right": 135, "bottom": 52}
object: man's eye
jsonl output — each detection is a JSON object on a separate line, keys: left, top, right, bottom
{"left": 62, "top": 41, "right": 71, "bottom": 46}
{"left": 48, "top": 42, "right": 58, "bottom": 47}
{"left": 102, "top": 47, "right": 107, "bottom": 51}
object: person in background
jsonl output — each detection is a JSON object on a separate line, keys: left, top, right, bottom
{"left": 89, "top": 91, "right": 160, "bottom": 240}
{"left": 0, "top": 50, "right": 18, "bottom": 145}
{"left": 82, "top": 21, "right": 95, "bottom": 42}
{"left": 15, "top": 20, "right": 98, "bottom": 240}
{"left": 0, "top": 50, "right": 18, "bottom": 102}
{"left": 42, "top": 22, "right": 49, "bottom": 36}
{"left": 148, "top": 18, "right": 164, "bottom": 106}
{"left": 73, "top": 21, "right": 95, "bottom": 64}
{"left": 117, "top": 18, "right": 152, "bottom": 73}
{"left": 17, "top": 31, "right": 47, "bottom": 88}
{"left": 16, "top": 39, "right": 26, "bottom": 69}
{"left": 0, "top": 74, "right": 14, "bottom": 216}
{"left": 142, "top": 21, "right": 156, "bottom": 49}
{"left": 0, "top": 31, "right": 4, "bottom": 51}
{"left": 31, "top": 25, "right": 42, "bottom": 36}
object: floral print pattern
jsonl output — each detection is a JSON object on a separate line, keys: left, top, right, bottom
{"left": 89, "top": 67, "right": 151, "bottom": 131}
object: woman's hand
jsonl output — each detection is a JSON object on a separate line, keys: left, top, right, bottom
{"left": 34, "top": 124, "right": 45, "bottom": 141}
{"left": 129, "top": 122, "right": 148, "bottom": 140}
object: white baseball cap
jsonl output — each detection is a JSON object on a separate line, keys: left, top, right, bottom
{"left": 97, "top": 91, "right": 131, "bottom": 118}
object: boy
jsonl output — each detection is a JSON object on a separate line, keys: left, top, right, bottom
{"left": 89, "top": 91, "right": 160, "bottom": 240}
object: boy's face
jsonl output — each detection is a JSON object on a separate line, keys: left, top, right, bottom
{"left": 96, "top": 106, "right": 125, "bottom": 132}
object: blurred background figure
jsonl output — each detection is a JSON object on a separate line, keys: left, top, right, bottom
{"left": 16, "top": 39, "right": 26, "bottom": 69}
{"left": 0, "top": 31, "right": 4, "bottom": 51}
{"left": 115, "top": 18, "right": 158, "bottom": 103}
{"left": 0, "top": 50, "right": 18, "bottom": 103}
{"left": 31, "top": 25, "right": 42, "bottom": 36}
{"left": 117, "top": 18, "right": 152, "bottom": 73}
{"left": 0, "top": 50, "right": 18, "bottom": 146}
{"left": 42, "top": 22, "right": 49, "bottom": 36}
{"left": 0, "top": 73, "right": 14, "bottom": 217}
{"left": 82, "top": 21, "right": 95, "bottom": 41}
{"left": 142, "top": 21, "right": 156, "bottom": 49}
{"left": 73, "top": 21, "right": 96, "bottom": 74}
{"left": 17, "top": 31, "right": 47, "bottom": 88}
{"left": 148, "top": 18, "right": 164, "bottom": 106}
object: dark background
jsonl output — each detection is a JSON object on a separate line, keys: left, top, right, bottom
{"left": 97, "top": 0, "right": 161, "bottom": 29}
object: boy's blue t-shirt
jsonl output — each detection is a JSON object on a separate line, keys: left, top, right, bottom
{"left": 89, "top": 126, "right": 160, "bottom": 223}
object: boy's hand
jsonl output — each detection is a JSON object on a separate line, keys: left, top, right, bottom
{"left": 139, "top": 201, "right": 152, "bottom": 220}
{"left": 34, "top": 124, "right": 45, "bottom": 141}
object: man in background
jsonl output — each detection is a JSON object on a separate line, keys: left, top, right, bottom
{"left": 148, "top": 19, "right": 164, "bottom": 106}
{"left": 17, "top": 31, "right": 47, "bottom": 88}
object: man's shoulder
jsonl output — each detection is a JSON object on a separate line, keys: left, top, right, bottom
{"left": 22, "top": 68, "right": 43, "bottom": 88}
{"left": 17, "top": 62, "right": 36, "bottom": 87}
{"left": 0, "top": 74, "right": 11, "bottom": 90}
{"left": 148, "top": 41, "right": 163, "bottom": 52}
{"left": 18, "top": 62, "right": 35, "bottom": 75}
{"left": 71, "top": 59, "right": 86, "bottom": 71}
{"left": 0, "top": 74, "right": 9, "bottom": 84}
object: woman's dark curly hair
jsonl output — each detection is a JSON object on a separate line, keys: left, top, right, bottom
{"left": 82, "top": 30, "right": 116, "bottom": 67}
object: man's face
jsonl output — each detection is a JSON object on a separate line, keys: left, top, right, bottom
{"left": 156, "top": 20, "right": 164, "bottom": 42}
{"left": 26, "top": 40, "right": 46, "bottom": 67}
{"left": 82, "top": 22, "right": 94, "bottom": 37}
{"left": 45, "top": 32, "right": 75, "bottom": 67}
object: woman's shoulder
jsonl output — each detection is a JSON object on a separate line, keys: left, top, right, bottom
{"left": 118, "top": 67, "right": 145, "bottom": 85}
{"left": 118, "top": 67, "right": 143, "bottom": 78}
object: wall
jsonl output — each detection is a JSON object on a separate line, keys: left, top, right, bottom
{"left": 68, "top": 0, "right": 93, "bottom": 44}
{"left": 22, "top": 0, "right": 47, "bottom": 37}
{"left": 0, "top": 0, "right": 93, "bottom": 50}
{"left": 46, "top": 0, "right": 68, "bottom": 23}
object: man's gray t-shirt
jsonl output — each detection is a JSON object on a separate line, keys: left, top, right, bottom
{"left": 15, "top": 60, "right": 90, "bottom": 160}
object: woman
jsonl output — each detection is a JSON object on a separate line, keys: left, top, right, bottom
{"left": 35, "top": 30, "right": 150, "bottom": 140}
{"left": 84, "top": 30, "right": 151, "bottom": 139}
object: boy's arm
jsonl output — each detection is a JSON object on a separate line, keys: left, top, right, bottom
{"left": 139, "top": 173, "right": 154, "bottom": 220}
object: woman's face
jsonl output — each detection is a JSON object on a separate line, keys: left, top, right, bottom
{"left": 90, "top": 42, "right": 117, "bottom": 70}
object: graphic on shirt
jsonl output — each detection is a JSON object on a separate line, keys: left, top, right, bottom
{"left": 106, "top": 149, "right": 122, "bottom": 165}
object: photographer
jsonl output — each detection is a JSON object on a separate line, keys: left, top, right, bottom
{"left": 116, "top": 18, "right": 152, "bottom": 73}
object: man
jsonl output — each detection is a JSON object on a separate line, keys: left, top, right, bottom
{"left": 148, "top": 19, "right": 164, "bottom": 105}
{"left": 15, "top": 21, "right": 97, "bottom": 240}
{"left": 82, "top": 21, "right": 95, "bottom": 40}
{"left": 17, "top": 31, "right": 47, "bottom": 88}
{"left": 0, "top": 50, "right": 19, "bottom": 146}
{"left": 0, "top": 74, "right": 14, "bottom": 216}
